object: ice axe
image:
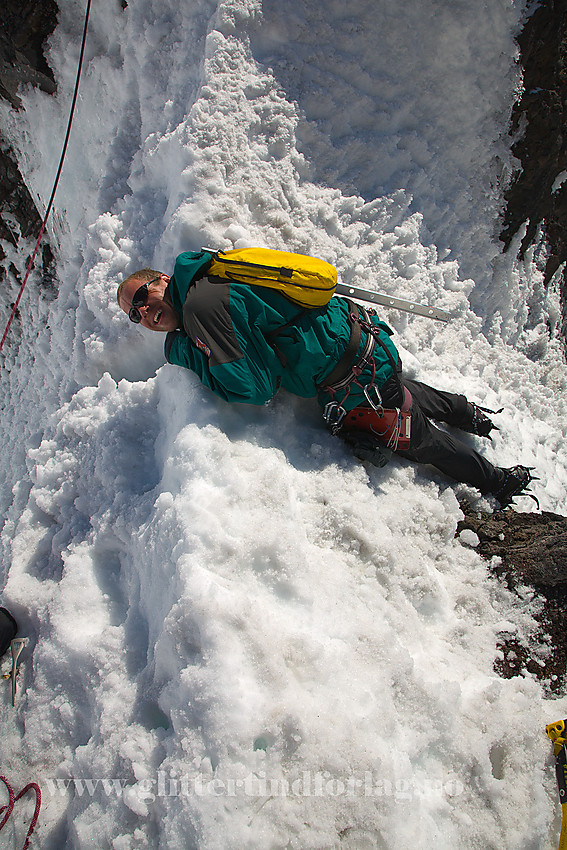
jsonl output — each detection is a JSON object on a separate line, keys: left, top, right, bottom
{"left": 335, "top": 283, "right": 452, "bottom": 322}
{"left": 546, "top": 719, "right": 567, "bottom": 850}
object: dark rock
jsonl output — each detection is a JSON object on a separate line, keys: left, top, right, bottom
{"left": 0, "top": 0, "right": 58, "bottom": 108}
{"left": 0, "top": 143, "right": 42, "bottom": 242}
{"left": 457, "top": 506, "right": 567, "bottom": 586}
{"left": 0, "top": 0, "right": 59, "bottom": 336}
{"left": 458, "top": 502, "right": 567, "bottom": 692}
{"left": 500, "top": 0, "right": 567, "bottom": 344}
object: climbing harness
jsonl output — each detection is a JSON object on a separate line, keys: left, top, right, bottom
{"left": 0, "top": 776, "right": 41, "bottom": 850}
{"left": 339, "top": 404, "right": 412, "bottom": 452}
{"left": 0, "top": 0, "right": 92, "bottom": 354}
{"left": 322, "top": 302, "right": 411, "bottom": 452}
{"left": 546, "top": 720, "right": 567, "bottom": 850}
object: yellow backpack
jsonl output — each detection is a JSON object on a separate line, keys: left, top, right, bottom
{"left": 204, "top": 247, "right": 337, "bottom": 308}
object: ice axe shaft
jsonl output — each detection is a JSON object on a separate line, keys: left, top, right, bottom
{"left": 10, "top": 638, "right": 26, "bottom": 706}
{"left": 335, "top": 282, "right": 451, "bottom": 322}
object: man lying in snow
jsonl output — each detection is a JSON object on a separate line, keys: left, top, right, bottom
{"left": 117, "top": 249, "right": 537, "bottom": 509}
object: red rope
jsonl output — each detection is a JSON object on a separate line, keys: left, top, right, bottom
{"left": 0, "top": 775, "right": 15, "bottom": 829}
{"left": 15, "top": 783, "right": 41, "bottom": 850}
{"left": 0, "top": 776, "right": 41, "bottom": 849}
{"left": 0, "top": 0, "right": 92, "bottom": 354}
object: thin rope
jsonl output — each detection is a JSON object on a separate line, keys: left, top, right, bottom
{"left": 15, "top": 783, "right": 41, "bottom": 850}
{"left": 0, "top": 777, "right": 41, "bottom": 850}
{"left": 0, "top": 0, "right": 92, "bottom": 354}
{"left": 0, "top": 776, "right": 15, "bottom": 830}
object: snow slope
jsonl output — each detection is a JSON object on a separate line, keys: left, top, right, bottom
{"left": 1, "top": 0, "right": 566, "bottom": 847}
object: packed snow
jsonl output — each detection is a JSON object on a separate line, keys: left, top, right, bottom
{"left": 1, "top": 0, "right": 567, "bottom": 847}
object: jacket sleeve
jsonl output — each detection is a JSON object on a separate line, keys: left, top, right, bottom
{"left": 164, "top": 331, "right": 279, "bottom": 405}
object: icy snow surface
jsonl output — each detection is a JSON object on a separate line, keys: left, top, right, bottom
{"left": 1, "top": 0, "right": 567, "bottom": 848}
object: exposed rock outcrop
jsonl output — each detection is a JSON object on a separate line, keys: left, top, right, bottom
{"left": 0, "top": 0, "right": 58, "bottom": 322}
{"left": 500, "top": 0, "right": 567, "bottom": 343}
{"left": 458, "top": 504, "right": 567, "bottom": 691}
{"left": 0, "top": 0, "right": 57, "bottom": 108}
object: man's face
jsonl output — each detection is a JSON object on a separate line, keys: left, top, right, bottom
{"left": 119, "top": 274, "right": 181, "bottom": 332}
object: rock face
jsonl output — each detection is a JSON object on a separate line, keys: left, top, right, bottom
{"left": 0, "top": 0, "right": 57, "bottom": 108}
{"left": 458, "top": 504, "right": 567, "bottom": 691}
{"left": 458, "top": 508, "right": 567, "bottom": 587}
{"left": 0, "top": 0, "right": 58, "bottom": 312}
{"left": 500, "top": 0, "right": 567, "bottom": 342}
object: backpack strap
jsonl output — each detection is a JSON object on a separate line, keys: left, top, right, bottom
{"left": 318, "top": 300, "right": 403, "bottom": 399}
{"left": 316, "top": 299, "right": 362, "bottom": 389}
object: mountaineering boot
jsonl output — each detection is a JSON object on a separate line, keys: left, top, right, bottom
{"left": 0, "top": 607, "right": 17, "bottom": 658}
{"left": 460, "top": 402, "right": 501, "bottom": 439}
{"left": 493, "top": 465, "right": 539, "bottom": 508}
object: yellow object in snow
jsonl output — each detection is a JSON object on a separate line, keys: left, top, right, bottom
{"left": 546, "top": 720, "right": 567, "bottom": 850}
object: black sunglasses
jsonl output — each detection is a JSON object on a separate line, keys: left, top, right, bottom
{"left": 128, "top": 276, "right": 162, "bottom": 323}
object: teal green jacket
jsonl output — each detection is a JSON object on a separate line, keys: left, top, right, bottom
{"left": 164, "top": 251, "right": 398, "bottom": 410}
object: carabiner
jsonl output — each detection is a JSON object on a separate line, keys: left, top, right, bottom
{"left": 323, "top": 401, "right": 347, "bottom": 434}
{"left": 363, "top": 383, "right": 383, "bottom": 412}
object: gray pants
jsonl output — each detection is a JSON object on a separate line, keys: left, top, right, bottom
{"left": 395, "top": 380, "right": 502, "bottom": 494}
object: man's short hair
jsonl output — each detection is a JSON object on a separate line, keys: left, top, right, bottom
{"left": 116, "top": 268, "right": 161, "bottom": 306}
